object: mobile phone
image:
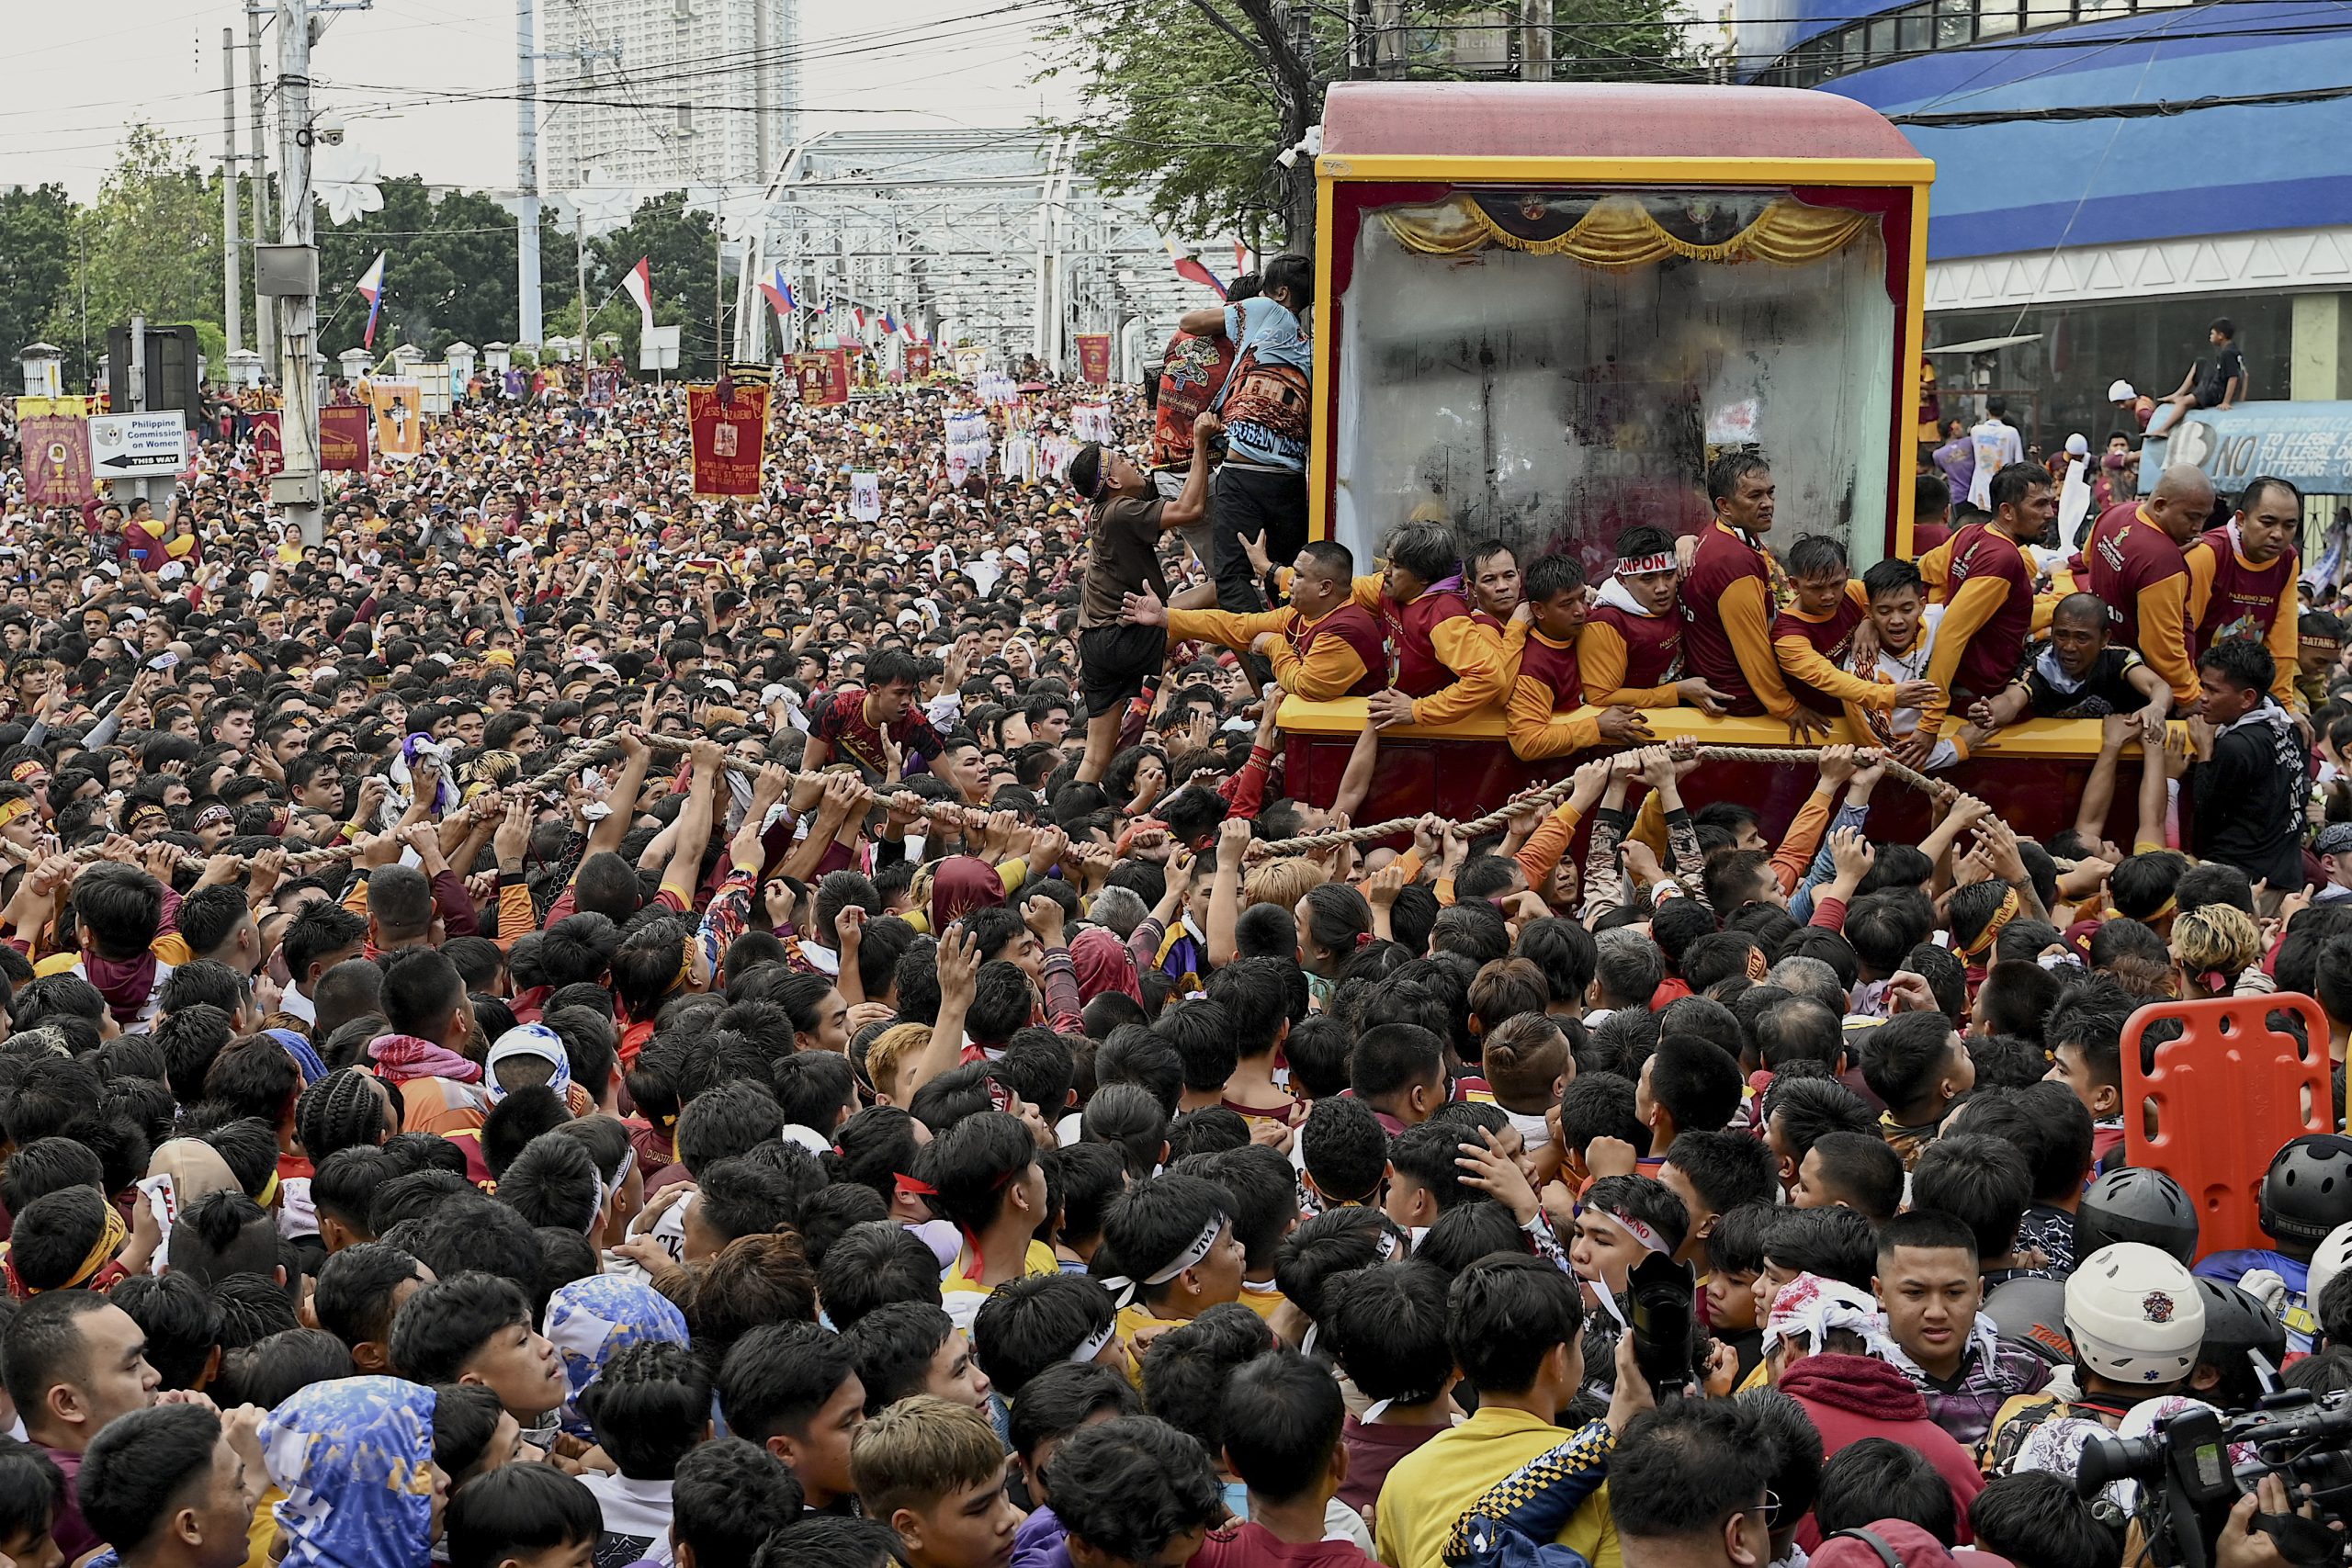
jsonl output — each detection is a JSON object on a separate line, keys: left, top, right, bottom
{"left": 147, "top": 652, "right": 179, "bottom": 671}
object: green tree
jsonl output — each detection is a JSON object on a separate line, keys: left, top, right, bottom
{"left": 48, "top": 124, "right": 224, "bottom": 383}
{"left": 0, "top": 185, "right": 76, "bottom": 369}
{"left": 579, "top": 194, "right": 729, "bottom": 378}
{"left": 1046, "top": 0, "right": 1691, "bottom": 246}
{"left": 317, "top": 177, "right": 539, "bottom": 360}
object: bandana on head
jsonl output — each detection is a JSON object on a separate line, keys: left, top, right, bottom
{"left": 1961, "top": 884, "right": 2023, "bottom": 961}
{"left": 0, "top": 798, "right": 32, "bottom": 831}
{"left": 9, "top": 761, "right": 45, "bottom": 784}
{"left": 484, "top": 1023, "right": 574, "bottom": 1106}
{"left": 194, "top": 804, "right": 233, "bottom": 833}
{"left": 1766, "top": 1272, "right": 1898, "bottom": 1359}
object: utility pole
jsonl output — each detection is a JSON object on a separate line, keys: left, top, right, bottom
{"left": 221, "top": 28, "right": 243, "bottom": 358}
{"left": 246, "top": 5, "right": 277, "bottom": 371}
{"left": 1522, "top": 0, "right": 1554, "bottom": 81}
{"left": 515, "top": 0, "right": 542, "bottom": 348}
{"left": 274, "top": 0, "right": 322, "bottom": 547}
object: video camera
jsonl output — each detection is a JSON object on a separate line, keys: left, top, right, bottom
{"left": 2075, "top": 1389, "right": 2352, "bottom": 1568}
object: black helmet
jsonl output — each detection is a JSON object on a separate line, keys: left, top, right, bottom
{"left": 2260, "top": 1134, "right": 2352, "bottom": 1247}
{"left": 2193, "top": 1278, "right": 2287, "bottom": 1405}
{"left": 2075, "top": 1168, "right": 2199, "bottom": 1263}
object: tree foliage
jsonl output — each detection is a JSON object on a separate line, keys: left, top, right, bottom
{"left": 0, "top": 185, "right": 74, "bottom": 367}
{"left": 45, "top": 124, "right": 227, "bottom": 384}
{"left": 1044, "top": 0, "right": 1694, "bottom": 247}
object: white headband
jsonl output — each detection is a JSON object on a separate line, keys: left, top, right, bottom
{"left": 1593, "top": 1206, "right": 1671, "bottom": 1257}
{"left": 1100, "top": 1212, "right": 1227, "bottom": 1309}
{"left": 1069, "top": 1320, "right": 1117, "bottom": 1365}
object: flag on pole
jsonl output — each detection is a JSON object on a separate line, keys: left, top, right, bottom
{"left": 1161, "top": 234, "right": 1227, "bottom": 299}
{"left": 758, "top": 264, "right": 796, "bottom": 315}
{"left": 356, "top": 251, "right": 388, "bottom": 349}
{"left": 898, "top": 314, "right": 917, "bottom": 344}
{"left": 620, "top": 256, "right": 656, "bottom": 334}
{"left": 851, "top": 305, "right": 869, "bottom": 337}
{"left": 879, "top": 308, "right": 899, "bottom": 339}
{"left": 1235, "top": 241, "right": 1250, "bottom": 276}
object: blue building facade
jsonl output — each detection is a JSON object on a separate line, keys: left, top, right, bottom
{"left": 1735, "top": 1, "right": 2352, "bottom": 448}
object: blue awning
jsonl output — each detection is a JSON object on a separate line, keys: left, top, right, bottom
{"left": 2141, "top": 402, "right": 2352, "bottom": 498}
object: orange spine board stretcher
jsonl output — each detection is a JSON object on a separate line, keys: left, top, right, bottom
{"left": 2121, "top": 992, "right": 2334, "bottom": 1258}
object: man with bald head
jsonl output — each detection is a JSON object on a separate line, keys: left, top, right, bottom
{"left": 2083, "top": 463, "right": 2218, "bottom": 709}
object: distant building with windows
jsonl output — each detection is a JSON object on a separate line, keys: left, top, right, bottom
{"left": 1735, "top": 0, "right": 2352, "bottom": 445}
{"left": 542, "top": 0, "right": 797, "bottom": 194}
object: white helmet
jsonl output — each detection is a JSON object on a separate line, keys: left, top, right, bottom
{"left": 2307, "top": 1221, "right": 2352, "bottom": 1315}
{"left": 2064, "top": 1242, "right": 2206, "bottom": 1385}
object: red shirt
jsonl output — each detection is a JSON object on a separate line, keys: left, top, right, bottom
{"left": 1516, "top": 629, "right": 1584, "bottom": 715}
{"left": 1384, "top": 590, "right": 1472, "bottom": 698}
{"left": 1771, "top": 595, "right": 1868, "bottom": 714}
{"left": 1295, "top": 604, "right": 1389, "bottom": 697}
{"left": 1941, "top": 523, "right": 2038, "bottom": 694}
{"left": 2192, "top": 525, "right": 2296, "bottom": 653}
{"left": 811, "top": 690, "right": 944, "bottom": 779}
{"left": 2084, "top": 502, "right": 2188, "bottom": 650}
{"left": 1586, "top": 601, "right": 1682, "bottom": 688}
{"left": 1680, "top": 523, "right": 1774, "bottom": 714}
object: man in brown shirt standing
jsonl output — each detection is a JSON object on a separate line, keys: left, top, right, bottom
{"left": 1071, "top": 412, "right": 1217, "bottom": 781}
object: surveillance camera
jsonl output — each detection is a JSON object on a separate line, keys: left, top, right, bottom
{"left": 1274, "top": 146, "right": 1298, "bottom": 169}
{"left": 315, "top": 112, "right": 348, "bottom": 146}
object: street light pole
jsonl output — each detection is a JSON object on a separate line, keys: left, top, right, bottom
{"left": 274, "top": 0, "right": 323, "bottom": 547}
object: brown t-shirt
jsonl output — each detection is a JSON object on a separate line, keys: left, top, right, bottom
{"left": 1079, "top": 494, "right": 1168, "bottom": 629}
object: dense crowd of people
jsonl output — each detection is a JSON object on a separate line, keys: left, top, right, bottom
{"left": 0, "top": 272, "right": 2341, "bottom": 1568}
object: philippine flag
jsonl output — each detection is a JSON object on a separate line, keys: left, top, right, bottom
{"left": 356, "top": 251, "right": 388, "bottom": 349}
{"left": 620, "top": 256, "right": 656, "bottom": 333}
{"left": 1162, "top": 234, "right": 1226, "bottom": 299}
{"left": 758, "top": 265, "right": 796, "bottom": 315}
{"left": 879, "top": 308, "right": 900, "bottom": 339}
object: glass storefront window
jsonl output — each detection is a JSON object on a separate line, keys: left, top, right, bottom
{"left": 1868, "top": 15, "right": 1899, "bottom": 60}
{"left": 1897, "top": 4, "right": 1935, "bottom": 53}
{"left": 1336, "top": 188, "right": 1898, "bottom": 579}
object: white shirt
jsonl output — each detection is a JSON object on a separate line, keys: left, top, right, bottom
{"left": 576, "top": 1472, "right": 676, "bottom": 1568}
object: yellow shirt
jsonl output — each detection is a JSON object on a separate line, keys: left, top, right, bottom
{"left": 1115, "top": 1302, "right": 1195, "bottom": 1389}
{"left": 1236, "top": 1283, "right": 1286, "bottom": 1322}
{"left": 940, "top": 1239, "right": 1058, "bottom": 1330}
{"left": 1374, "top": 1405, "right": 1621, "bottom": 1568}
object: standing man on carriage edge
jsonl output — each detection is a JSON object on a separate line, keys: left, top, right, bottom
{"left": 1681, "top": 452, "right": 1838, "bottom": 742}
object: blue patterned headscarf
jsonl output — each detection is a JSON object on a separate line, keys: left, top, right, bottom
{"left": 543, "top": 1275, "right": 690, "bottom": 1438}
{"left": 263, "top": 1376, "right": 438, "bottom": 1568}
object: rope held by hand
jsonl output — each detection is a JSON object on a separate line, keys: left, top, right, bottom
{"left": 1246, "top": 744, "right": 1955, "bottom": 859}
{"left": 0, "top": 730, "right": 1006, "bottom": 877}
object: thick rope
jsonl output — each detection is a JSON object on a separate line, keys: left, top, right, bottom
{"left": 1247, "top": 743, "right": 1956, "bottom": 858}
{"left": 0, "top": 732, "right": 1002, "bottom": 876}
{"left": 2, "top": 736, "right": 1964, "bottom": 877}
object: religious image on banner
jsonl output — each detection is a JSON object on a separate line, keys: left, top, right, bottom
{"left": 20, "top": 416, "right": 93, "bottom": 507}
{"left": 850, "top": 472, "right": 882, "bottom": 522}
{"left": 318, "top": 405, "right": 370, "bottom": 471}
{"left": 906, "top": 344, "right": 933, "bottom": 380}
{"left": 951, "top": 346, "right": 986, "bottom": 380}
{"left": 687, "top": 381, "right": 771, "bottom": 499}
{"left": 786, "top": 351, "right": 849, "bottom": 408}
{"left": 369, "top": 380, "right": 424, "bottom": 459}
{"left": 251, "top": 412, "right": 285, "bottom": 479}
{"left": 1076, "top": 334, "right": 1112, "bottom": 385}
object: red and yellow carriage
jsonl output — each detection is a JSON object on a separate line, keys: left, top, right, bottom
{"left": 1276, "top": 81, "right": 2111, "bottom": 839}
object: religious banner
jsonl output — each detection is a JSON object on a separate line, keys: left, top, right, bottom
{"left": 687, "top": 381, "right": 771, "bottom": 500}
{"left": 318, "top": 404, "right": 370, "bottom": 471}
{"left": 1076, "top": 333, "right": 1112, "bottom": 385}
{"left": 20, "top": 415, "right": 93, "bottom": 507}
{"left": 369, "top": 379, "right": 424, "bottom": 459}
{"left": 786, "top": 350, "right": 850, "bottom": 408}
{"left": 251, "top": 412, "right": 284, "bottom": 479}
{"left": 905, "top": 344, "right": 933, "bottom": 380}
{"left": 850, "top": 472, "right": 882, "bottom": 522}
{"left": 951, "top": 345, "right": 986, "bottom": 380}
